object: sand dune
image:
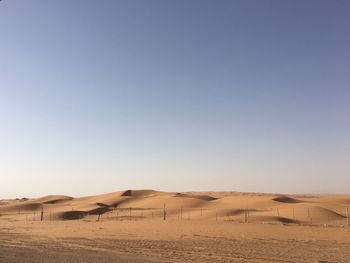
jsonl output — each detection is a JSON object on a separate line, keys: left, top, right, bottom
{"left": 271, "top": 195, "right": 305, "bottom": 203}
{"left": 1, "top": 190, "right": 349, "bottom": 226}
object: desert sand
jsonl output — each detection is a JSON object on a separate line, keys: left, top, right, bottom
{"left": 1, "top": 190, "right": 350, "bottom": 262}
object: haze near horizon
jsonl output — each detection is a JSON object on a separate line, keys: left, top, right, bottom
{"left": 1, "top": 0, "right": 349, "bottom": 198}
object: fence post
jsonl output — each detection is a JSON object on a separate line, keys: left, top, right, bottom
{"left": 40, "top": 207, "right": 44, "bottom": 221}
{"left": 163, "top": 204, "right": 166, "bottom": 221}
{"left": 180, "top": 207, "right": 183, "bottom": 220}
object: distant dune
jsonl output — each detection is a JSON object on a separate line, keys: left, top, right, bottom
{"left": 1, "top": 190, "right": 349, "bottom": 225}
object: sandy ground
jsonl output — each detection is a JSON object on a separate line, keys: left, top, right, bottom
{"left": 1, "top": 218, "right": 350, "bottom": 262}
{"left": 1, "top": 190, "right": 350, "bottom": 262}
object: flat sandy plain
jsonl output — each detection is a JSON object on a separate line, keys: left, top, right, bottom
{"left": 1, "top": 190, "right": 349, "bottom": 262}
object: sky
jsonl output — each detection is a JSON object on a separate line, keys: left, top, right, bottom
{"left": 0, "top": 0, "right": 349, "bottom": 198}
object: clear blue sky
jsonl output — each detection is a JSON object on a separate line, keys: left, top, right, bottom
{"left": 1, "top": 0, "right": 349, "bottom": 198}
